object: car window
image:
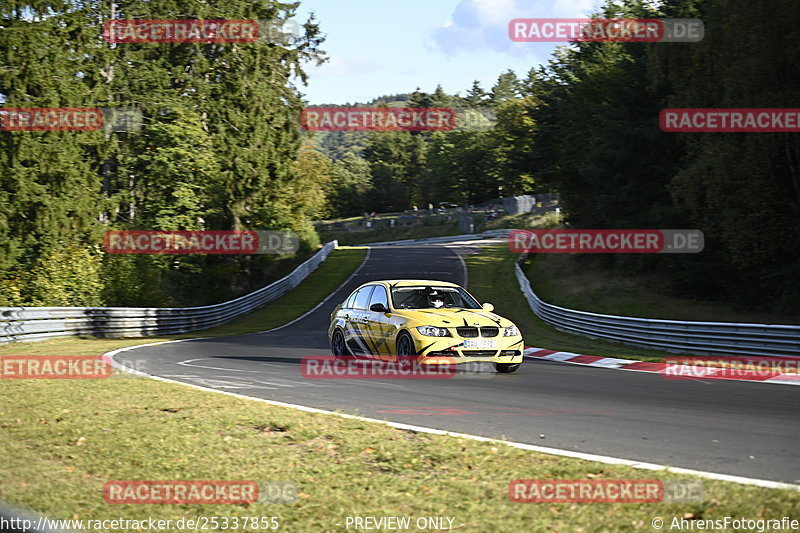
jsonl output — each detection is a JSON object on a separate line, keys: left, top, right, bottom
{"left": 344, "top": 290, "right": 358, "bottom": 309}
{"left": 391, "top": 286, "right": 481, "bottom": 309}
{"left": 352, "top": 285, "right": 375, "bottom": 310}
{"left": 368, "top": 285, "right": 389, "bottom": 309}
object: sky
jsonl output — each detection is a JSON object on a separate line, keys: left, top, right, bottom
{"left": 293, "top": 0, "right": 599, "bottom": 105}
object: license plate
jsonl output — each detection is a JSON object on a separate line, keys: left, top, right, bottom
{"left": 463, "top": 339, "right": 496, "bottom": 349}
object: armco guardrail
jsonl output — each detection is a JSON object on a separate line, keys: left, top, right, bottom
{"left": 0, "top": 241, "right": 338, "bottom": 345}
{"left": 515, "top": 253, "right": 800, "bottom": 357}
{"left": 365, "top": 229, "right": 510, "bottom": 247}
{"left": 369, "top": 232, "right": 799, "bottom": 357}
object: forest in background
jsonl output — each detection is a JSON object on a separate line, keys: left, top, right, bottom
{"left": 311, "top": 0, "right": 800, "bottom": 314}
{"left": 0, "top": 0, "right": 326, "bottom": 307}
{"left": 1, "top": 0, "right": 798, "bottom": 314}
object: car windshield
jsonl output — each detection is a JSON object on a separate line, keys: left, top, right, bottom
{"left": 391, "top": 286, "right": 481, "bottom": 310}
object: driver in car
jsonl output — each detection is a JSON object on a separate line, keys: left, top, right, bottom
{"left": 429, "top": 291, "right": 445, "bottom": 309}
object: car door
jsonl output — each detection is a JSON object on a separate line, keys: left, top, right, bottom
{"left": 335, "top": 288, "right": 358, "bottom": 348}
{"left": 344, "top": 285, "right": 374, "bottom": 355}
{"left": 364, "top": 284, "right": 394, "bottom": 357}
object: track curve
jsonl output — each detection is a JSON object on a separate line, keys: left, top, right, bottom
{"left": 115, "top": 244, "right": 800, "bottom": 484}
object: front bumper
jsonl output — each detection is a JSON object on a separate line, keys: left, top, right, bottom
{"left": 412, "top": 335, "right": 525, "bottom": 364}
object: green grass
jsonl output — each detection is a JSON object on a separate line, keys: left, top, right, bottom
{"left": 2, "top": 375, "right": 797, "bottom": 532}
{"left": 525, "top": 253, "right": 800, "bottom": 325}
{"left": 485, "top": 209, "right": 564, "bottom": 230}
{"left": 466, "top": 245, "right": 691, "bottom": 362}
{"left": 1, "top": 241, "right": 798, "bottom": 531}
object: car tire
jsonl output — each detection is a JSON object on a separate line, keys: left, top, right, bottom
{"left": 331, "top": 328, "right": 349, "bottom": 361}
{"left": 395, "top": 332, "right": 417, "bottom": 369}
{"left": 494, "top": 362, "right": 521, "bottom": 373}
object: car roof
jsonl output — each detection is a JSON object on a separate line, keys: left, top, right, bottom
{"left": 356, "top": 279, "right": 462, "bottom": 289}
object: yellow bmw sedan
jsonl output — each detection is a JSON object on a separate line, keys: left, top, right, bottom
{"left": 328, "top": 280, "right": 524, "bottom": 373}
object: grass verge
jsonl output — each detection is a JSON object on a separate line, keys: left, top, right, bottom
{"left": 2, "top": 362, "right": 799, "bottom": 532}
{"left": 1, "top": 244, "right": 797, "bottom": 531}
{"left": 485, "top": 210, "right": 563, "bottom": 231}
{"left": 525, "top": 253, "right": 800, "bottom": 325}
{"left": 466, "top": 245, "right": 695, "bottom": 362}
{"left": 197, "top": 247, "right": 367, "bottom": 338}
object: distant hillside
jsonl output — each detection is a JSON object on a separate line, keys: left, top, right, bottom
{"left": 309, "top": 93, "right": 414, "bottom": 160}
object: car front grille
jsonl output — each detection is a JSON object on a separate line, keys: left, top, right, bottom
{"left": 456, "top": 326, "right": 499, "bottom": 337}
{"left": 480, "top": 327, "right": 499, "bottom": 337}
{"left": 456, "top": 327, "right": 479, "bottom": 337}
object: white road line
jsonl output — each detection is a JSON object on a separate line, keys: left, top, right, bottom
{"left": 177, "top": 358, "right": 261, "bottom": 373}
{"left": 248, "top": 247, "right": 372, "bottom": 335}
{"left": 248, "top": 379, "right": 299, "bottom": 388}
{"left": 104, "top": 342, "right": 800, "bottom": 491}
{"left": 446, "top": 246, "right": 469, "bottom": 287}
{"left": 186, "top": 377, "right": 262, "bottom": 389}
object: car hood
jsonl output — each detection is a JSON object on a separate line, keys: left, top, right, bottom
{"left": 394, "top": 308, "right": 511, "bottom": 328}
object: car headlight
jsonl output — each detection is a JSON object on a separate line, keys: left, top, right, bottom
{"left": 503, "top": 325, "right": 520, "bottom": 336}
{"left": 416, "top": 326, "right": 451, "bottom": 337}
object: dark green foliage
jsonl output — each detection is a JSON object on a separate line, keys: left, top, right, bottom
{"left": 325, "top": 152, "right": 372, "bottom": 217}
{"left": 527, "top": 0, "right": 800, "bottom": 312}
{"left": 0, "top": 0, "right": 325, "bottom": 306}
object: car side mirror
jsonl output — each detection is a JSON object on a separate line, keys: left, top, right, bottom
{"left": 482, "top": 302, "right": 494, "bottom": 312}
{"left": 370, "top": 303, "right": 389, "bottom": 313}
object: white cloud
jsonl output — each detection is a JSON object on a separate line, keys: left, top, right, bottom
{"left": 431, "top": 0, "right": 598, "bottom": 55}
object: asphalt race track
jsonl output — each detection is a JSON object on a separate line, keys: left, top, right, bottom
{"left": 114, "top": 244, "right": 800, "bottom": 484}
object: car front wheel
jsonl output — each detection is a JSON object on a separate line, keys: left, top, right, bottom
{"left": 395, "top": 332, "right": 417, "bottom": 369}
